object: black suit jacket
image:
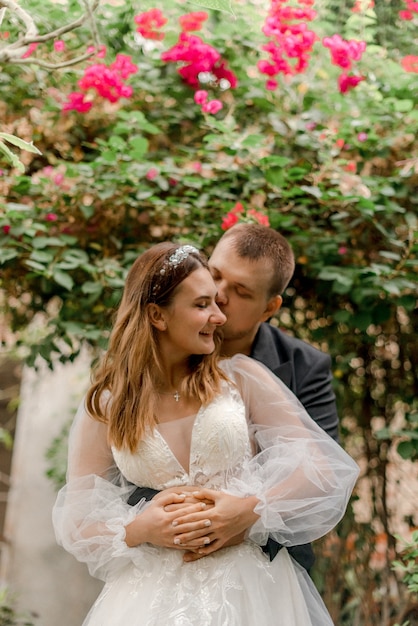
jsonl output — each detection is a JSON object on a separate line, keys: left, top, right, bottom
{"left": 128, "top": 322, "right": 340, "bottom": 571}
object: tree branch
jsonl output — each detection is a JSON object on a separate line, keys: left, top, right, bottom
{"left": 0, "top": 0, "right": 100, "bottom": 64}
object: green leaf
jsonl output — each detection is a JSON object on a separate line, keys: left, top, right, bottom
{"left": 241, "top": 134, "right": 264, "bottom": 148}
{"left": 81, "top": 281, "right": 103, "bottom": 295}
{"left": 32, "top": 237, "right": 66, "bottom": 249}
{"left": 52, "top": 269, "right": 74, "bottom": 291}
{"left": 0, "top": 140, "right": 25, "bottom": 172}
{"left": 259, "top": 156, "right": 292, "bottom": 168}
{"left": 0, "top": 132, "right": 42, "bottom": 154}
{"left": 186, "top": 0, "right": 234, "bottom": 14}
{"left": 397, "top": 440, "right": 416, "bottom": 461}
{"left": 128, "top": 136, "right": 149, "bottom": 158}
{"left": 0, "top": 248, "right": 19, "bottom": 264}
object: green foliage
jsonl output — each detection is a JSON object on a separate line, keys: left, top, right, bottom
{"left": 0, "top": 589, "right": 37, "bottom": 626}
{"left": 392, "top": 531, "right": 418, "bottom": 595}
{"left": 1, "top": 2, "right": 418, "bottom": 623}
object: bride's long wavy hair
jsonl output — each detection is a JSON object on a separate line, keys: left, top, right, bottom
{"left": 86, "top": 242, "right": 229, "bottom": 451}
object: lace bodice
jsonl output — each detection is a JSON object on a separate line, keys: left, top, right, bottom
{"left": 112, "top": 384, "right": 253, "bottom": 491}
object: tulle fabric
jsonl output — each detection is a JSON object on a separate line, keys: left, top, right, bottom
{"left": 52, "top": 353, "right": 359, "bottom": 624}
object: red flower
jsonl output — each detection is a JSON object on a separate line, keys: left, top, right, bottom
{"left": 179, "top": 12, "right": 209, "bottom": 32}
{"left": 2, "top": 225, "right": 11, "bottom": 235}
{"left": 221, "top": 212, "right": 239, "bottom": 230}
{"left": 46, "top": 213, "right": 58, "bottom": 221}
{"left": 338, "top": 73, "right": 365, "bottom": 94}
{"left": 62, "top": 92, "right": 93, "bottom": 113}
{"left": 134, "top": 8, "right": 167, "bottom": 40}
{"left": 401, "top": 55, "right": 418, "bottom": 73}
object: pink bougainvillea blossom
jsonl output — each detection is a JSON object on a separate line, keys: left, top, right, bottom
{"left": 258, "top": 0, "right": 318, "bottom": 89}
{"left": 21, "top": 42, "right": 39, "bottom": 58}
{"left": 74, "top": 54, "right": 138, "bottom": 106}
{"left": 134, "top": 8, "right": 167, "bottom": 40}
{"left": 399, "top": 0, "right": 418, "bottom": 19}
{"left": 401, "top": 55, "right": 418, "bottom": 72}
{"left": 146, "top": 168, "right": 159, "bottom": 180}
{"left": 62, "top": 92, "right": 93, "bottom": 113}
{"left": 194, "top": 90, "right": 208, "bottom": 105}
{"left": 338, "top": 72, "right": 365, "bottom": 94}
{"left": 161, "top": 32, "right": 237, "bottom": 90}
{"left": 86, "top": 44, "right": 107, "bottom": 58}
{"left": 202, "top": 99, "right": 223, "bottom": 114}
{"left": 179, "top": 11, "right": 209, "bottom": 32}
{"left": 53, "top": 40, "right": 66, "bottom": 52}
{"left": 322, "top": 34, "right": 366, "bottom": 70}
{"left": 357, "top": 132, "right": 368, "bottom": 142}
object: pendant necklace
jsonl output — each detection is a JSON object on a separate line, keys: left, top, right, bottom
{"left": 159, "top": 390, "right": 181, "bottom": 402}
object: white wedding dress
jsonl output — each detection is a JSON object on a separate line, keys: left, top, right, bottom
{"left": 53, "top": 355, "right": 359, "bottom": 626}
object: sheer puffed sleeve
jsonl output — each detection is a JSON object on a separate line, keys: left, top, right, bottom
{"left": 52, "top": 397, "right": 148, "bottom": 582}
{"left": 221, "top": 354, "right": 359, "bottom": 547}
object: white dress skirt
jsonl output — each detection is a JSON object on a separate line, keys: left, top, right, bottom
{"left": 53, "top": 355, "right": 359, "bottom": 626}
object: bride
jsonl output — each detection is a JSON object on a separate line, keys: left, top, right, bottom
{"left": 53, "top": 242, "right": 359, "bottom": 625}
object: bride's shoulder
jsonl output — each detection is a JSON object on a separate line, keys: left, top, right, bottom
{"left": 220, "top": 354, "right": 271, "bottom": 381}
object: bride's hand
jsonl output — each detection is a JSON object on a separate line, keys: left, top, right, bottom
{"left": 168, "top": 489, "right": 260, "bottom": 560}
{"left": 125, "top": 490, "right": 214, "bottom": 549}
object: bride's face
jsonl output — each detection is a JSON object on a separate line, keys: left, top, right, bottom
{"left": 159, "top": 267, "right": 226, "bottom": 357}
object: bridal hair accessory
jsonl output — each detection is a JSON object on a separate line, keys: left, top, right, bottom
{"left": 161, "top": 245, "right": 199, "bottom": 273}
{"left": 152, "top": 245, "right": 199, "bottom": 298}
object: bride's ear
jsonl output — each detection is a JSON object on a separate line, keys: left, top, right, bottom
{"left": 148, "top": 303, "right": 167, "bottom": 331}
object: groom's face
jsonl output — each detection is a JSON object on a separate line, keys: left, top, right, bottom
{"left": 208, "top": 237, "right": 279, "bottom": 350}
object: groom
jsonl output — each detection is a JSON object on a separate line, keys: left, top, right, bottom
{"left": 130, "top": 223, "right": 340, "bottom": 571}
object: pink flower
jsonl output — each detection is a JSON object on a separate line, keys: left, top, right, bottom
{"left": 87, "top": 44, "right": 107, "bottom": 58}
{"left": 323, "top": 34, "right": 366, "bottom": 70}
{"left": 2, "top": 225, "right": 11, "bottom": 235}
{"left": 54, "top": 173, "right": 65, "bottom": 186}
{"left": 62, "top": 92, "right": 93, "bottom": 113}
{"left": 77, "top": 58, "right": 138, "bottom": 104}
{"left": 54, "top": 40, "right": 66, "bottom": 52}
{"left": 194, "top": 90, "right": 208, "bottom": 105}
{"left": 202, "top": 99, "right": 223, "bottom": 114}
{"left": 221, "top": 212, "right": 239, "bottom": 230}
{"left": 161, "top": 33, "right": 237, "bottom": 90}
{"left": 134, "top": 8, "right": 167, "bottom": 40}
{"left": 21, "top": 43, "right": 39, "bottom": 59}
{"left": 357, "top": 132, "right": 368, "bottom": 142}
{"left": 46, "top": 213, "right": 58, "bottom": 221}
{"left": 146, "top": 168, "right": 159, "bottom": 180}
{"left": 338, "top": 246, "right": 348, "bottom": 255}
{"left": 179, "top": 12, "right": 209, "bottom": 32}
{"left": 265, "top": 78, "right": 278, "bottom": 91}
{"left": 110, "top": 54, "right": 138, "bottom": 80}
{"left": 338, "top": 73, "right": 365, "bottom": 94}
{"left": 191, "top": 162, "right": 202, "bottom": 173}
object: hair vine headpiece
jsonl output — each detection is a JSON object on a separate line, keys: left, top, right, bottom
{"left": 160, "top": 245, "right": 199, "bottom": 275}
{"left": 152, "top": 244, "right": 199, "bottom": 298}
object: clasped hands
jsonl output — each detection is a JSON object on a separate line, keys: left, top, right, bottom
{"left": 125, "top": 486, "right": 260, "bottom": 562}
